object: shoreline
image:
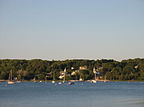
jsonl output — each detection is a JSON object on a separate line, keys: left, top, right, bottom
{"left": 1, "top": 80, "right": 144, "bottom": 82}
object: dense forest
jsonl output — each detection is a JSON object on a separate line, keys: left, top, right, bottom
{"left": 0, "top": 58, "right": 144, "bottom": 81}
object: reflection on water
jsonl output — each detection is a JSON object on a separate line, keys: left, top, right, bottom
{"left": 0, "top": 81, "right": 144, "bottom": 107}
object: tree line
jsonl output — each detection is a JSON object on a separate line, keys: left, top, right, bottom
{"left": 0, "top": 58, "right": 144, "bottom": 81}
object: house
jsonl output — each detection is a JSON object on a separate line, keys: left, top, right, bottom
{"left": 135, "top": 65, "right": 138, "bottom": 69}
{"left": 79, "top": 66, "right": 87, "bottom": 70}
{"left": 71, "top": 67, "right": 74, "bottom": 70}
{"left": 59, "top": 71, "right": 66, "bottom": 79}
{"left": 71, "top": 70, "right": 79, "bottom": 76}
{"left": 71, "top": 66, "right": 88, "bottom": 76}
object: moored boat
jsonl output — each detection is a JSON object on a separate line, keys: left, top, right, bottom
{"left": 16, "top": 81, "right": 21, "bottom": 83}
{"left": 63, "top": 68, "right": 67, "bottom": 83}
{"left": 58, "top": 82, "right": 62, "bottom": 85}
{"left": 52, "top": 80, "right": 55, "bottom": 84}
{"left": 40, "top": 81, "right": 42, "bottom": 83}
{"left": 8, "top": 70, "right": 15, "bottom": 85}
{"left": 79, "top": 78, "right": 83, "bottom": 82}
{"left": 91, "top": 67, "right": 99, "bottom": 84}
{"left": 68, "top": 81, "right": 74, "bottom": 85}
{"left": 8, "top": 81, "right": 15, "bottom": 84}
{"left": 91, "top": 80, "right": 97, "bottom": 83}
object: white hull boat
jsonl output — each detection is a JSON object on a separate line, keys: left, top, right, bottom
{"left": 8, "top": 81, "right": 15, "bottom": 84}
{"left": 91, "top": 80, "right": 97, "bottom": 83}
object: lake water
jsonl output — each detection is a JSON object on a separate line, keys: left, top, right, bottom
{"left": 0, "top": 81, "right": 144, "bottom": 107}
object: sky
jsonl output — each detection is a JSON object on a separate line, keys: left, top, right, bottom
{"left": 0, "top": 0, "right": 144, "bottom": 61}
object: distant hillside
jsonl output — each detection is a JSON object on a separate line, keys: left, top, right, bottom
{"left": 0, "top": 58, "right": 144, "bottom": 81}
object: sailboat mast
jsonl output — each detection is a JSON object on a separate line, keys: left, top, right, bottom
{"left": 64, "top": 68, "right": 66, "bottom": 82}
{"left": 95, "top": 73, "right": 96, "bottom": 80}
{"left": 93, "top": 67, "right": 96, "bottom": 80}
{"left": 53, "top": 71, "right": 55, "bottom": 81}
{"left": 8, "top": 73, "right": 10, "bottom": 81}
{"left": 10, "top": 70, "right": 12, "bottom": 81}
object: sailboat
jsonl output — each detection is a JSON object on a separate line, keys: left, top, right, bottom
{"left": 91, "top": 67, "right": 97, "bottom": 83}
{"left": 79, "top": 76, "right": 83, "bottom": 82}
{"left": 104, "top": 75, "right": 107, "bottom": 83}
{"left": 63, "top": 68, "right": 66, "bottom": 83}
{"left": 8, "top": 70, "right": 15, "bottom": 84}
{"left": 52, "top": 71, "right": 55, "bottom": 84}
{"left": 16, "top": 70, "right": 22, "bottom": 83}
{"left": 32, "top": 76, "right": 37, "bottom": 82}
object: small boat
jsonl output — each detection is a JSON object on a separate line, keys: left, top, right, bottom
{"left": 16, "top": 81, "right": 21, "bottom": 83}
{"left": 58, "top": 82, "right": 62, "bottom": 85}
{"left": 91, "top": 80, "right": 97, "bottom": 83}
{"left": 8, "top": 81, "right": 15, "bottom": 84}
{"left": 79, "top": 78, "right": 83, "bottom": 82}
{"left": 63, "top": 68, "right": 67, "bottom": 83}
{"left": 91, "top": 67, "right": 97, "bottom": 84}
{"left": 104, "top": 75, "right": 107, "bottom": 83}
{"left": 8, "top": 70, "right": 15, "bottom": 85}
{"left": 52, "top": 71, "right": 56, "bottom": 84}
{"left": 33, "top": 77, "right": 37, "bottom": 83}
{"left": 68, "top": 81, "right": 74, "bottom": 85}
{"left": 52, "top": 81, "right": 55, "bottom": 84}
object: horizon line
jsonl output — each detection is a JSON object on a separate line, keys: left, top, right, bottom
{"left": 0, "top": 57, "right": 143, "bottom": 62}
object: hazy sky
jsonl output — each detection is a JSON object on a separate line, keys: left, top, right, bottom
{"left": 0, "top": 0, "right": 144, "bottom": 61}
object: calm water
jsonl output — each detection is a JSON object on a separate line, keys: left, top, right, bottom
{"left": 0, "top": 81, "right": 144, "bottom": 107}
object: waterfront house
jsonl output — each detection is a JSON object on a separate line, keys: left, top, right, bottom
{"left": 79, "top": 66, "right": 87, "bottom": 70}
